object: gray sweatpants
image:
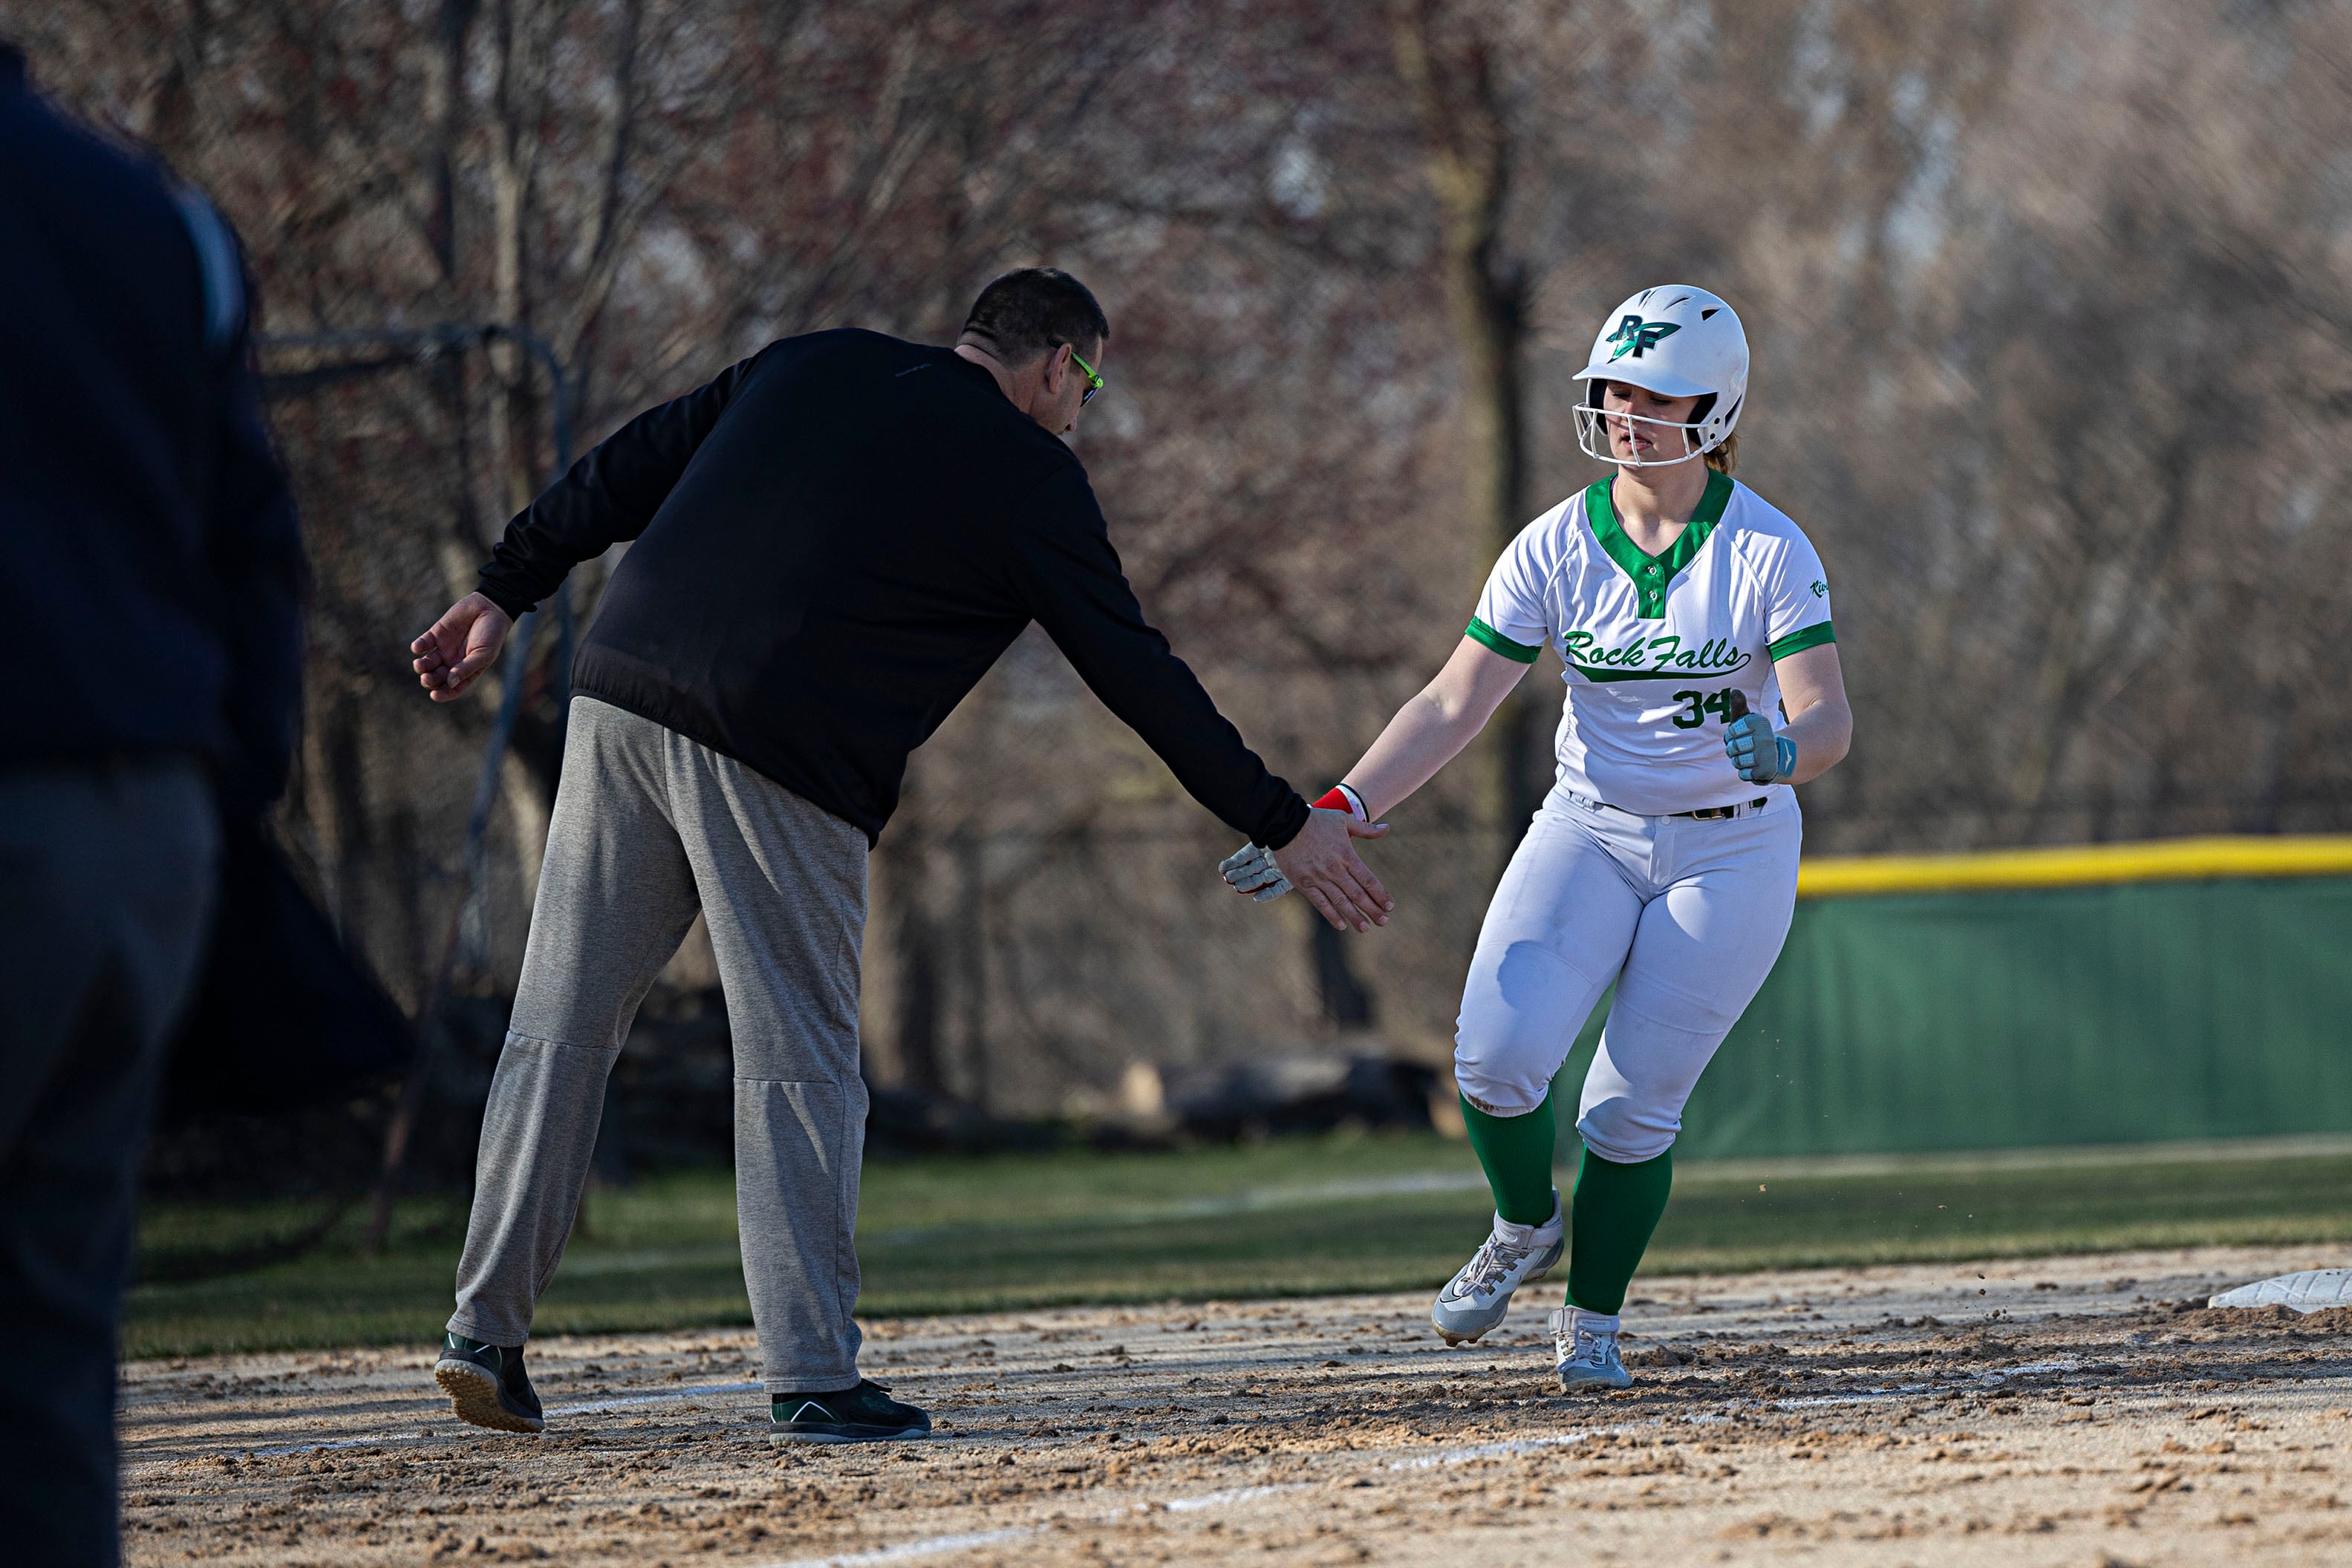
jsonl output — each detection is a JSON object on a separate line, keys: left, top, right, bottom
{"left": 449, "top": 697, "right": 870, "bottom": 1395}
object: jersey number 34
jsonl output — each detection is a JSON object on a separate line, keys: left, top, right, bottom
{"left": 1669, "top": 688, "right": 1745, "bottom": 730}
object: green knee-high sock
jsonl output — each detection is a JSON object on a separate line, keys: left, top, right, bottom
{"left": 1566, "top": 1146, "right": 1673, "bottom": 1314}
{"left": 1459, "top": 1094, "right": 1558, "bottom": 1226}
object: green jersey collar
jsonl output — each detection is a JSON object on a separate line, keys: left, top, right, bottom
{"left": 1586, "top": 467, "right": 1733, "bottom": 620}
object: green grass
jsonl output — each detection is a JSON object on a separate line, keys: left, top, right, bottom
{"left": 126, "top": 1131, "right": 2352, "bottom": 1359}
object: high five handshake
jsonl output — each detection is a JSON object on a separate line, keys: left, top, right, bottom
{"left": 1219, "top": 785, "right": 1386, "bottom": 927}
{"left": 1211, "top": 624, "right": 1545, "bottom": 936}
{"left": 1220, "top": 683, "right": 1799, "bottom": 931}
{"left": 1219, "top": 799, "right": 1391, "bottom": 932}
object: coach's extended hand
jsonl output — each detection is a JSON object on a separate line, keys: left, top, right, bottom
{"left": 1247, "top": 808, "right": 1392, "bottom": 932}
{"left": 411, "top": 591, "right": 515, "bottom": 702}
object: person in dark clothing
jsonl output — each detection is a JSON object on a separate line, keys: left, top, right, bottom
{"left": 414, "top": 268, "right": 1390, "bottom": 1445}
{"left": 0, "top": 42, "right": 305, "bottom": 1567}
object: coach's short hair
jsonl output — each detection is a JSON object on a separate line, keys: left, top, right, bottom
{"left": 959, "top": 267, "right": 1109, "bottom": 364}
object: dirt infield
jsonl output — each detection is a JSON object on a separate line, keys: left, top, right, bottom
{"left": 122, "top": 1243, "right": 2352, "bottom": 1566}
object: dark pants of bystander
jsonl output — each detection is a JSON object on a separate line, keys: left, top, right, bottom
{"left": 0, "top": 762, "right": 218, "bottom": 1568}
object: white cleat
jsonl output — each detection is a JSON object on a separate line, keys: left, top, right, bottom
{"left": 1430, "top": 1192, "right": 1563, "bottom": 1346}
{"left": 1551, "top": 1304, "right": 1632, "bottom": 1391}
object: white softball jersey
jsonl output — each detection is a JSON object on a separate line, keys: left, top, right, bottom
{"left": 1467, "top": 469, "right": 1834, "bottom": 816}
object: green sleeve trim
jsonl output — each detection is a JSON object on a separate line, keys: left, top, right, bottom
{"left": 1768, "top": 620, "right": 1837, "bottom": 660}
{"left": 1465, "top": 617, "right": 1543, "bottom": 664}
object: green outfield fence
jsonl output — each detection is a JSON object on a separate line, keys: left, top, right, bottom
{"left": 1549, "top": 835, "right": 2352, "bottom": 1159}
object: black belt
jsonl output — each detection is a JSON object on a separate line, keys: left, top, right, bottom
{"left": 1566, "top": 790, "right": 1770, "bottom": 820}
{"left": 1673, "top": 797, "right": 1769, "bottom": 820}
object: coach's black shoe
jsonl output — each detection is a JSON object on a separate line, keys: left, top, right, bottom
{"left": 435, "top": 1333, "right": 546, "bottom": 1434}
{"left": 769, "top": 1379, "right": 931, "bottom": 1445}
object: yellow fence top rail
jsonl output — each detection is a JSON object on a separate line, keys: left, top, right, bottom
{"left": 1796, "top": 834, "right": 2352, "bottom": 898}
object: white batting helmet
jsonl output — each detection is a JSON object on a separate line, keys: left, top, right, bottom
{"left": 1571, "top": 285, "right": 1749, "bottom": 468}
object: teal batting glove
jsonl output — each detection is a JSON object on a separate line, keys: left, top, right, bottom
{"left": 1724, "top": 711, "right": 1796, "bottom": 784}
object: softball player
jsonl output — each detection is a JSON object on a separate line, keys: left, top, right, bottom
{"left": 1225, "top": 285, "right": 1851, "bottom": 1391}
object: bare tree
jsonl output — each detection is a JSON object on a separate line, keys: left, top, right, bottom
{"left": 16, "top": 0, "right": 2352, "bottom": 1137}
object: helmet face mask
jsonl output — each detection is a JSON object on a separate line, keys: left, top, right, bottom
{"left": 1571, "top": 286, "right": 1748, "bottom": 468}
{"left": 1575, "top": 399, "right": 1709, "bottom": 469}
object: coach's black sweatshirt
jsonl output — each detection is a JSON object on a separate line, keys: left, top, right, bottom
{"left": 478, "top": 329, "right": 1309, "bottom": 849}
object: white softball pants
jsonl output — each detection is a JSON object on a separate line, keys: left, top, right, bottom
{"left": 1453, "top": 786, "right": 1802, "bottom": 1162}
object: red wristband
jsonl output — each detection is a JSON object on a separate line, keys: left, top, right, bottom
{"left": 1313, "top": 784, "right": 1370, "bottom": 823}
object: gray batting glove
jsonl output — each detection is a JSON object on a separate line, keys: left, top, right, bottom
{"left": 1219, "top": 840, "right": 1293, "bottom": 902}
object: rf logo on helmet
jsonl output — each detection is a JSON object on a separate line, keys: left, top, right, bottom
{"left": 1573, "top": 287, "right": 1748, "bottom": 467}
{"left": 1606, "top": 315, "right": 1681, "bottom": 362}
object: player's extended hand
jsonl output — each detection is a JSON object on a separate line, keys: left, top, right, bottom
{"left": 1219, "top": 840, "right": 1292, "bottom": 902}
{"left": 1268, "top": 808, "right": 1392, "bottom": 932}
{"left": 1724, "top": 709, "right": 1797, "bottom": 784}
{"left": 411, "top": 591, "right": 514, "bottom": 702}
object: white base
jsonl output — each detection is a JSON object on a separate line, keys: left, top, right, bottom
{"left": 2208, "top": 1268, "right": 2352, "bottom": 1313}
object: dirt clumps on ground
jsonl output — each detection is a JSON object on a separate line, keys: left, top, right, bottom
{"left": 121, "top": 1243, "right": 2352, "bottom": 1565}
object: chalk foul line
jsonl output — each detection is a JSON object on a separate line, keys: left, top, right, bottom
{"left": 550, "top": 1379, "right": 766, "bottom": 1417}
{"left": 756, "top": 1434, "right": 1638, "bottom": 1568}
{"left": 137, "top": 1350, "right": 2109, "bottom": 1471}
{"left": 1767, "top": 1356, "right": 2083, "bottom": 1410}
{"left": 754, "top": 1485, "right": 1311, "bottom": 1568}
{"left": 131, "top": 1378, "right": 774, "bottom": 1466}
{"left": 1384, "top": 1428, "right": 1616, "bottom": 1469}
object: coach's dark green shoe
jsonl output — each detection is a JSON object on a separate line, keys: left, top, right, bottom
{"left": 769, "top": 1379, "right": 931, "bottom": 1445}
{"left": 435, "top": 1333, "right": 545, "bottom": 1434}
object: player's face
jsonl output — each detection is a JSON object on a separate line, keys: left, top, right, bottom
{"left": 1599, "top": 382, "right": 1704, "bottom": 465}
